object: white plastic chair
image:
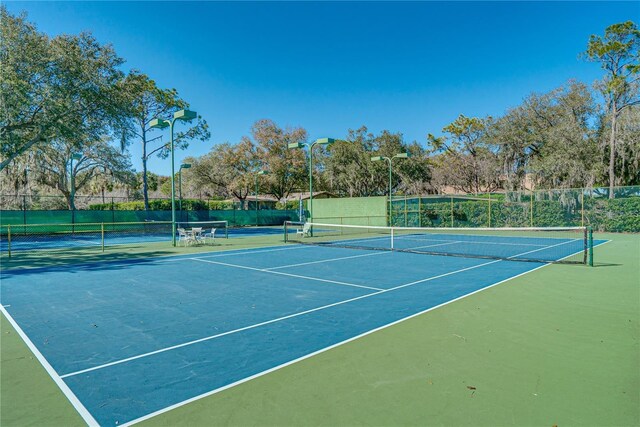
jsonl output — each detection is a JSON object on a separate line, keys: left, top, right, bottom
{"left": 296, "top": 223, "right": 311, "bottom": 237}
{"left": 177, "top": 228, "right": 194, "bottom": 246}
{"left": 203, "top": 228, "right": 216, "bottom": 244}
{"left": 192, "top": 227, "right": 204, "bottom": 245}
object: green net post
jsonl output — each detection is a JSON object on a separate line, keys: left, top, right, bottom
{"left": 101, "top": 223, "right": 105, "bottom": 252}
{"left": 284, "top": 221, "right": 289, "bottom": 243}
{"left": 588, "top": 226, "right": 594, "bottom": 267}
{"left": 7, "top": 225, "right": 11, "bottom": 258}
{"left": 418, "top": 197, "right": 422, "bottom": 227}
{"left": 488, "top": 193, "right": 492, "bottom": 227}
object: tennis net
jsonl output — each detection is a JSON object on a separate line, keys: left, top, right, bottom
{"left": 284, "top": 222, "right": 593, "bottom": 265}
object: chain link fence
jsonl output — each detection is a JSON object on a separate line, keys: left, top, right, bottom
{"left": 390, "top": 186, "right": 640, "bottom": 232}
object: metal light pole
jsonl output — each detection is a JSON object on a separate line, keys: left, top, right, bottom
{"left": 150, "top": 109, "right": 198, "bottom": 246}
{"left": 371, "top": 152, "right": 410, "bottom": 226}
{"left": 69, "top": 152, "right": 82, "bottom": 211}
{"left": 254, "top": 170, "right": 268, "bottom": 226}
{"left": 179, "top": 163, "right": 191, "bottom": 222}
{"left": 288, "top": 138, "right": 334, "bottom": 223}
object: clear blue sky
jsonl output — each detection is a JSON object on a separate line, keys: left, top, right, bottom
{"left": 6, "top": 1, "right": 638, "bottom": 176}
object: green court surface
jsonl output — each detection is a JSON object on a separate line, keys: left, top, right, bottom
{"left": 1, "top": 232, "right": 638, "bottom": 426}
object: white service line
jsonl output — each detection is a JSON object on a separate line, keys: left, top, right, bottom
{"left": 507, "top": 237, "right": 581, "bottom": 259}
{"left": 165, "top": 244, "right": 311, "bottom": 261}
{"left": 60, "top": 256, "right": 500, "bottom": 379}
{"left": 263, "top": 240, "right": 462, "bottom": 271}
{"left": 396, "top": 236, "right": 550, "bottom": 247}
{"left": 190, "top": 258, "right": 383, "bottom": 291}
{"left": 263, "top": 251, "right": 385, "bottom": 270}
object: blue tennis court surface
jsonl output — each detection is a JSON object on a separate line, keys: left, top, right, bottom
{"left": 0, "top": 239, "right": 605, "bottom": 426}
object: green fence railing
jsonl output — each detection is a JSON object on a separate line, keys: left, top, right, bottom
{"left": 389, "top": 186, "right": 640, "bottom": 233}
{"left": 0, "top": 209, "right": 300, "bottom": 228}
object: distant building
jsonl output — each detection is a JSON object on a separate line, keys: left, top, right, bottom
{"left": 283, "top": 191, "right": 337, "bottom": 202}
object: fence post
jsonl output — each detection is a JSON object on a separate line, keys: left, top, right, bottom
{"left": 22, "top": 195, "right": 27, "bottom": 225}
{"left": 450, "top": 196, "right": 454, "bottom": 227}
{"left": 588, "top": 226, "right": 594, "bottom": 267}
{"left": 7, "top": 224, "right": 11, "bottom": 258}
{"left": 488, "top": 193, "right": 492, "bottom": 227}
{"left": 404, "top": 194, "right": 408, "bottom": 227}
{"left": 581, "top": 190, "right": 585, "bottom": 227}
{"left": 418, "top": 197, "right": 422, "bottom": 227}
{"left": 530, "top": 190, "right": 534, "bottom": 227}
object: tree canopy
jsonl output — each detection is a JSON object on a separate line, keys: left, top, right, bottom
{"left": 1, "top": 7, "right": 638, "bottom": 208}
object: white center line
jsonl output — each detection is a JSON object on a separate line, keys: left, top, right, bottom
{"left": 190, "top": 258, "right": 383, "bottom": 291}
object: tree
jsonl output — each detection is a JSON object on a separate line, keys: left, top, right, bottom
{"left": 583, "top": 21, "right": 640, "bottom": 197}
{"left": 599, "top": 105, "right": 640, "bottom": 185}
{"left": 33, "top": 137, "right": 134, "bottom": 210}
{"left": 189, "top": 139, "right": 258, "bottom": 208}
{"left": 252, "top": 119, "right": 308, "bottom": 201}
{"left": 324, "top": 127, "right": 380, "bottom": 197}
{"left": 120, "top": 71, "right": 210, "bottom": 210}
{"left": 428, "top": 115, "right": 500, "bottom": 194}
{"left": 490, "top": 82, "right": 599, "bottom": 190}
{"left": 0, "top": 7, "right": 129, "bottom": 171}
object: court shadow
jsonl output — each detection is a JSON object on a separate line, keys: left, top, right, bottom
{"left": 592, "top": 262, "right": 623, "bottom": 268}
{"left": 0, "top": 246, "right": 178, "bottom": 278}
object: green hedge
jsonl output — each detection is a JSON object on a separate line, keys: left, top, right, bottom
{"left": 89, "top": 199, "right": 234, "bottom": 211}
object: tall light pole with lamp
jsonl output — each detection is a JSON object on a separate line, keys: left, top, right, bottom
{"left": 178, "top": 163, "right": 191, "bottom": 222}
{"left": 254, "top": 170, "right": 268, "bottom": 226}
{"left": 370, "top": 152, "right": 410, "bottom": 226}
{"left": 288, "top": 138, "right": 334, "bottom": 227}
{"left": 69, "top": 152, "right": 83, "bottom": 210}
{"left": 149, "top": 109, "right": 198, "bottom": 246}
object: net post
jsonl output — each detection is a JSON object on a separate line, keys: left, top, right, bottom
{"left": 101, "top": 223, "right": 105, "bottom": 252}
{"left": 588, "top": 226, "right": 594, "bottom": 267}
{"left": 284, "top": 221, "right": 288, "bottom": 243}
{"left": 225, "top": 222, "right": 229, "bottom": 239}
{"left": 488, "top": 193, "right": 492, "bottom": 227}
{"left": 391, "top": 227, "right": 394, "bottom": 250}
{"left": 418, "top": 197, "right": 422, "bottom": 227}
{"left": 7, "top": 225, "right": 11, "bottom": 258}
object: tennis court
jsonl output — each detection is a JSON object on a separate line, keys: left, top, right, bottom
{"left": 0, "top": 228, "right": 607, "bottom": 426}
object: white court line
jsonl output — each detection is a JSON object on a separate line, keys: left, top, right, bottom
{"left": 263, "top": 251, "right": 385, "bottom": 270}
{"left": 396, "top": 236, "right": 550, "bottom": 247}
{"left": 0, "top": 305, "right": 99, "bottom": 426}
{"left": 60, "top": 256, "right": 501, "bottom": 379}
{"left": 121, "top": 238, "right": 594, "bottom": 426}
{"left": 263, "top": 240, "right": 462, "bottom": 271}
{"left": 189, "top": 258, "right": 383, "bottom": 291}
{"left": 165, "top": 244, "right": 311, "bottom": 261}
{"left": 120, "top": 257, "right": 558, "bottom": 427}
{"left": 61, "top": 238, "right": 578, "bottom": 379}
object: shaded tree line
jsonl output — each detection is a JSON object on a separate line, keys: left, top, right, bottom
{"left": 1, "top": 6, "right": 638, "bottom": 208}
